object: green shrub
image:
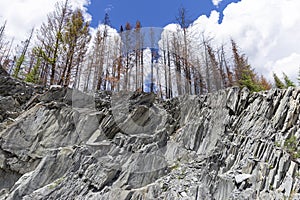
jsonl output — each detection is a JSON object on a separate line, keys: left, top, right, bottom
{"left": 284, "top": 135, "right": 300, "bottom": 159}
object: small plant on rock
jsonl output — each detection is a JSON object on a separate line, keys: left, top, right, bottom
{"left": 284, "top": 135, "right": 300, "bottom": 159}
{"left": 269, "top": 164, "right": 274, "bottom": 170}
{"left": 48, "top": 177, "right": 65, "bottom": 189}
{"left": 295, "top": 172, "right": 300, "bottom": 178}
{"left": 170, "top": 162, "right": 180, "bottom": 171}
{"left": 275, "top": 141, "right": 281, "bottom": 147}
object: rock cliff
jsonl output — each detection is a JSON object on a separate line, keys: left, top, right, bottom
{"left": 0, "top": 67, "right": 300, "bottom": 199}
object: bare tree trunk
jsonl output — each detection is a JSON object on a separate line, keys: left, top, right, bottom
{"left": 64, "top": 52, "right": 74, "bottom": 86}
{"left": 221, "top": 45, "right": 233, "bottom": 87}
{"left": 96, "top": 41, "right": 105, "bottom": 90}
{"left": 202, "top": 39, "right": 211, "bottom": 93}
{"left": 151, "top": 53, "right": 154, "bottom": 92}
{"left": 84, "top": 56, "right": 93, "bottom": 91}
{"left": 163, "top": 49, "right": 168, "bottom": 98}
{"left": 207, "top": 44, "right": 221, "bottom": 91}
{"left": 124, "top": 54, "right": 129, "bottom": 91}
{"left": 141, "top": 49, "right": 144, "bottom": 92}
{"left": 167, "top": 44, "right": 172, "bottom": 98}
{"left": 217, "top": 47, "right": 226, "bottom": 88}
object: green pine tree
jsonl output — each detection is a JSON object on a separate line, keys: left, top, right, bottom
{"left": 239, "top": 67, "right": 261, "bottom": 92}
{"left": 13, "top": 54, "right": 25, "bottom": 78}
{"left": 231, "top": 40, "right": 267, "bottom": 92}
{"left": 283, "top": 72, "right": 295, "bottom": 87}
{"left": 25, "top": 58, "right": 40, "bottom": 83}
{"left": 273, "top": 73, "right": 285, "bottom": 89}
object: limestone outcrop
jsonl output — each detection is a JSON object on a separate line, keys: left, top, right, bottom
{"left": 0, "top": 67, "right": 299, "bottom": 199}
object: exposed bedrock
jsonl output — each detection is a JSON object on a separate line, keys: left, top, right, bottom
{"left": 0, "top": 67, "right": 300, "bottom": 199}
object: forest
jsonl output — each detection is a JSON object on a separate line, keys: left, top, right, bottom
{"left": 0, "top": 0, "right": 297, "bottom": 98}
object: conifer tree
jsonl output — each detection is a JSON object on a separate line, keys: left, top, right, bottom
{"left": 103, "top": 12, "right": 111, "bottom": 26}
{"left": 283, "top": 72, "right": 295, "bottom": 87}
{"left": 273, "top": 73, "right": 285, "bottom": 89}
{"left": 176, "top": 6, "right": 192, "bottom": 94}
{"left": 259, "top": 75, "right": 272, "bottom": 90}
{"left": 125, "top": 22, "right": 131, "bottom": 31}
{"left": 90, "top": 27, "right": 104, "bottom": 90}
{"left": 237, "top": 66, "right": 259, "bottom": 92}
{"left": 298, "top": 67, "right": 300, "bottom": 86}
{"left": 0, "top": 21, "right": 10, "bottom": 66}
{"left": 13, "top": 55, "right": 25, "bottom": 78}
{"left": 13, "top": 28, "right": 34, "bottom": 78}
{"left": 207, "top": 44, "right": 222, "bottom": 91}
{"left": 0, "top": 21, "right": 6, "bottom": 49}
{"left": 123, "top": 22, "right": 132, "bottom": 91}
{"left": 59, "top": 9, "right": 91, "bottom": 87}
{"left": 25, "top": 58, "right": 40, "bottom": 83}
{"left": 150, "top": 27, "right": 155, "bottom": 93}
{"left": 219, "top": 44, "right": 233, "bottom": 87}
{"left": 134, "top": 20, "right": 142, "bottom": 90}
{"left": 231, "top": 40, "right": 259, "bottom": 92}
{"left": 37, "top": 0, "right": 71, "bottom": 85}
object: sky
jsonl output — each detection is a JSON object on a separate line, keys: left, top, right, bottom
{"left": 87, "top": 0, "right": 240, "bottom": 29}
{"left": 0, "top": 0, "right": 300, "bottom": 82}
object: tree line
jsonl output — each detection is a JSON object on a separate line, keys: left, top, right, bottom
{"left": 1, "top": 0, "right": 90, "bottom": 88}
{"left": 0, "top": 2, "right": 297, "bottom": 98}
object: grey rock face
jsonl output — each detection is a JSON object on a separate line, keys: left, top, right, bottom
{"left": 0, "top": 69, "right": 300, "bottom": 199}
{"left": 0, "top": 66, "right": 44, "bottom": 127}
{"left": 0, "top": 66, "right": 8, "bottom": 77}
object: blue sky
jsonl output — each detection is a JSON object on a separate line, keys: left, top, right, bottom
{"left": 87, "top": 0, "right": 240, "bottom": 29}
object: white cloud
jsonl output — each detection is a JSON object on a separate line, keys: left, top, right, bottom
{"left": 0, "top": 0, "right": 91, "bottom": 45}
{"left": 212, "top": 0, "right": 223, "bottom": 7}
{"left": 190, "top": 0, "right": 300, "bottom": 82}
